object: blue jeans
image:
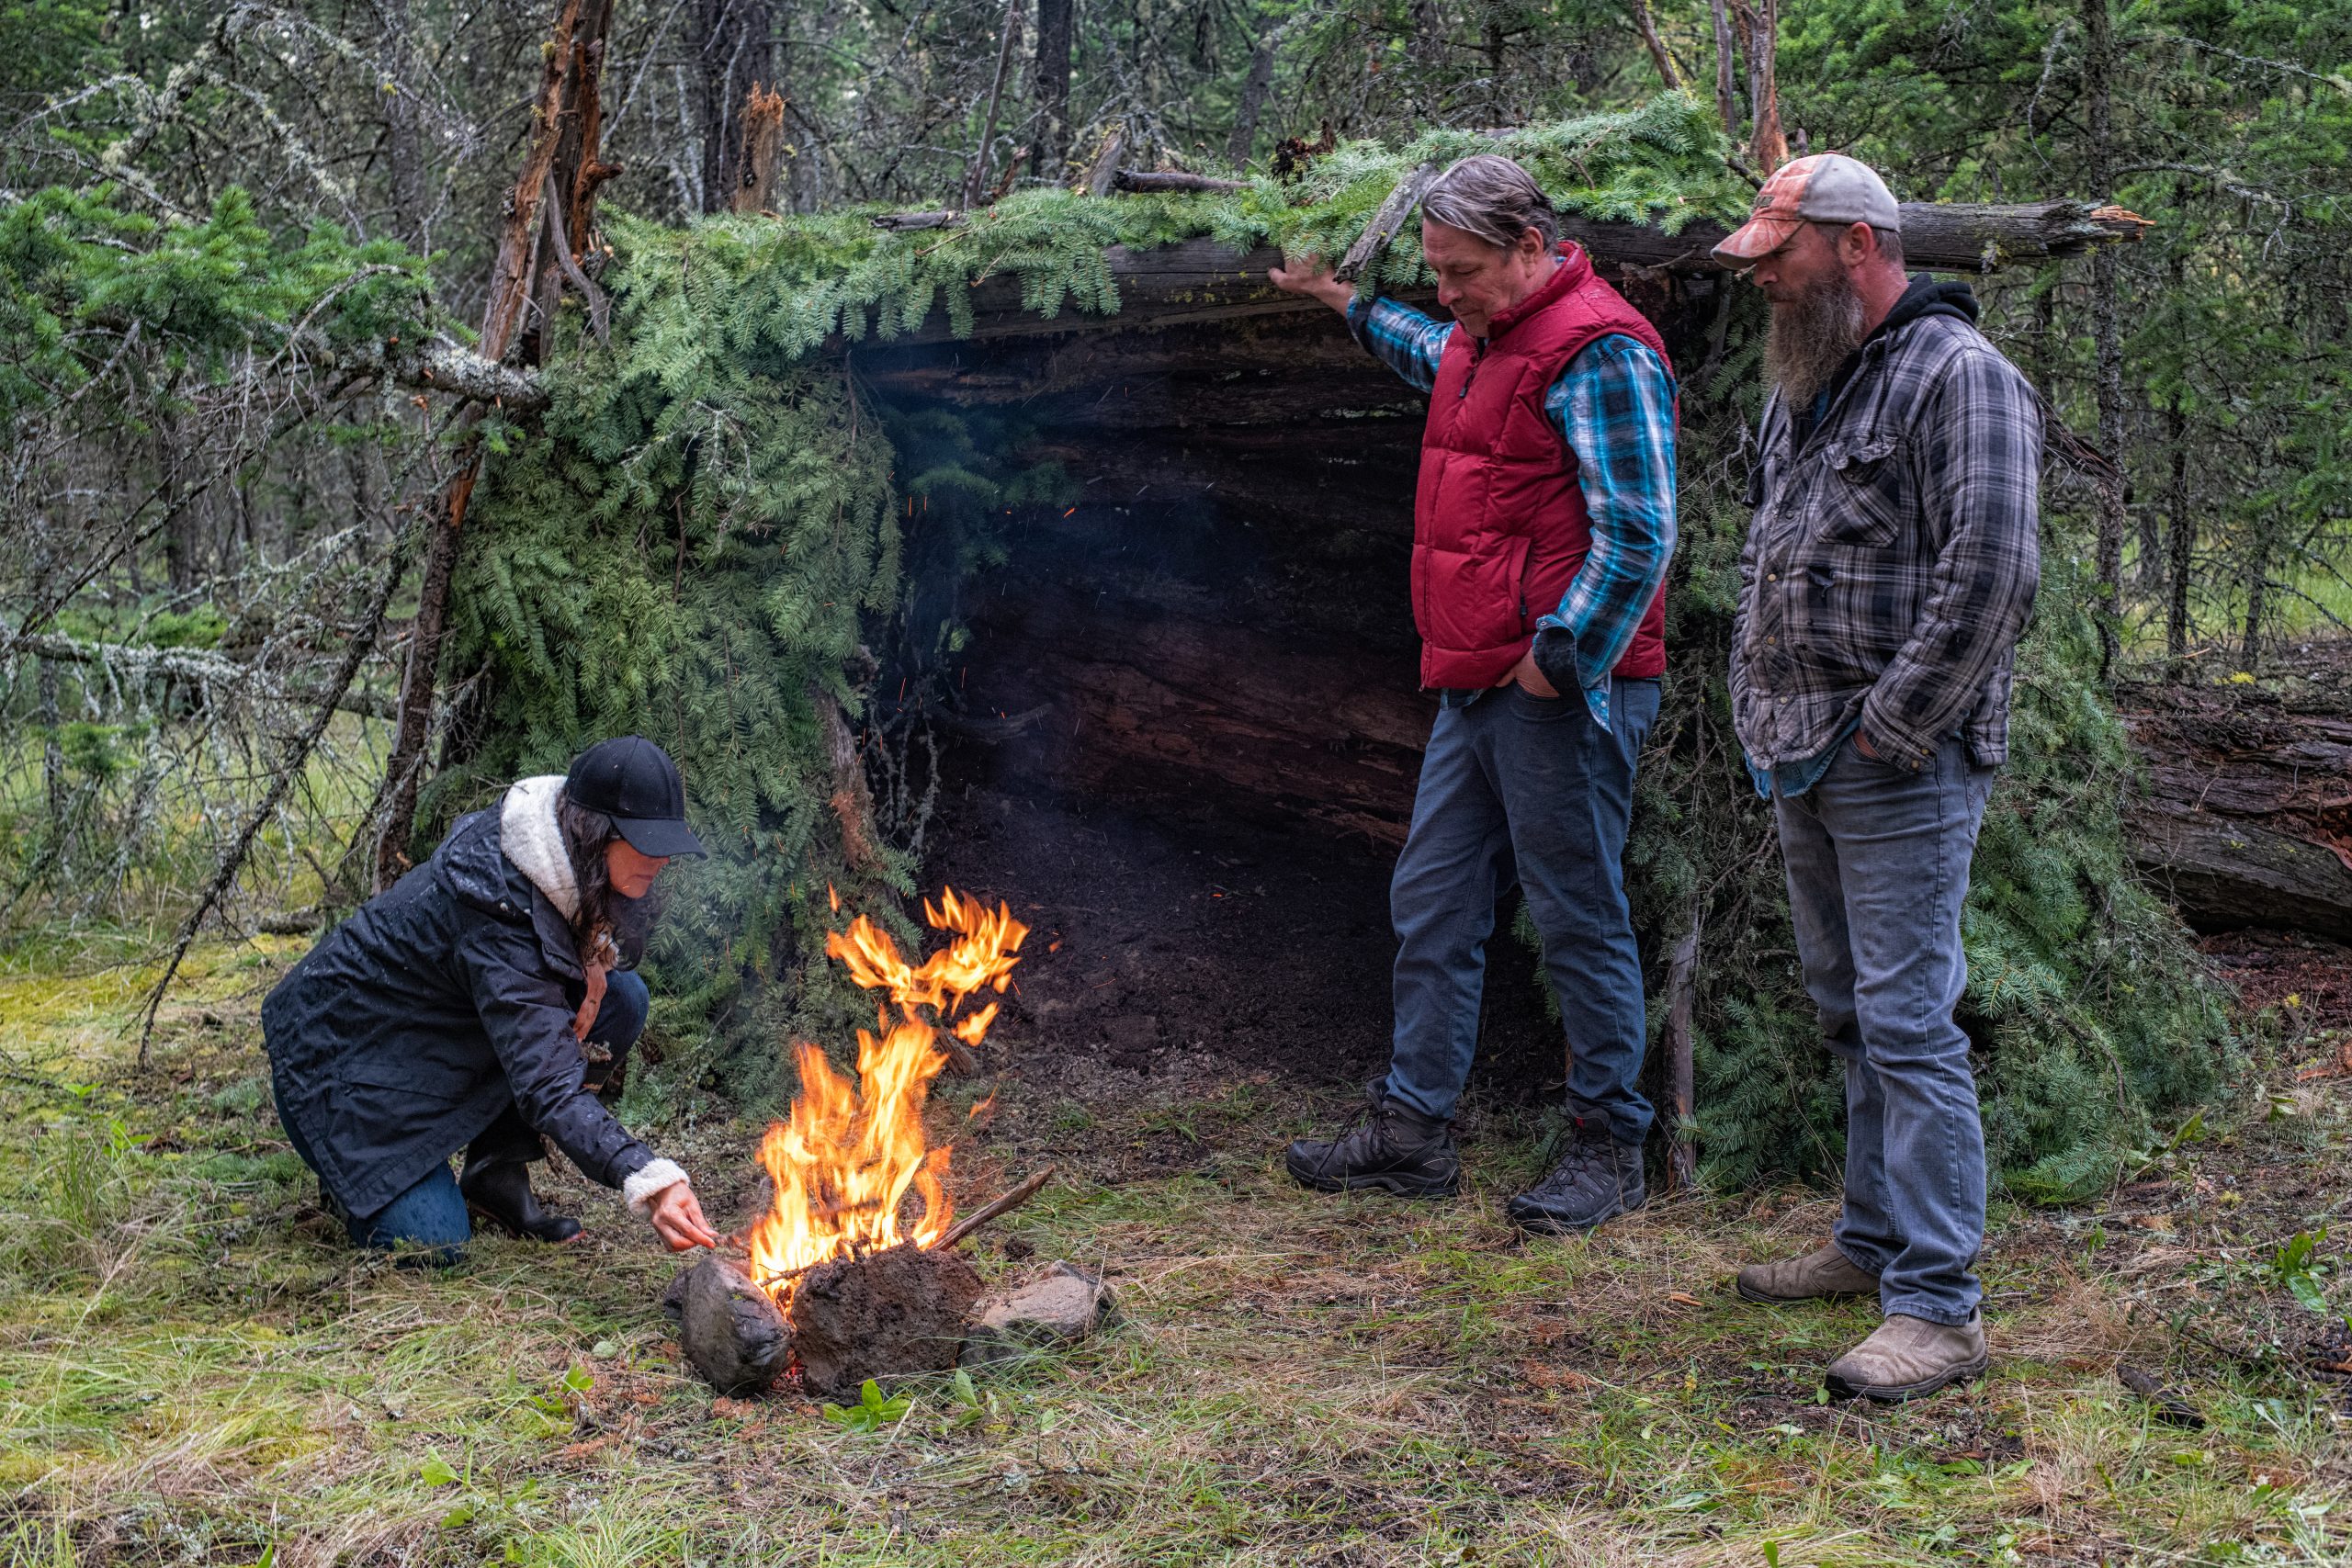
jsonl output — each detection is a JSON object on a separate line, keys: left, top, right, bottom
{"left": 1384, "top": 679, "right": 1660, "bottom": 1144}
{"left": 1774, "top": 735, "right": 1994, "bottom": 1325}
{"left": 275, "top": 970, "right": 650, "bottom": 1260}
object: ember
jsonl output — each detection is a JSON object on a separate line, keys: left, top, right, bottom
{"left": 745, "top": 888, "right": 1028, "bottom": 1307}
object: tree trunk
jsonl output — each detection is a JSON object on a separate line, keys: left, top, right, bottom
{"left": 1708, "top": 0, "right": 1740, "bottom": 140}
{"left": 1030, "top": 0, "right": 1073, "bottom": 177}
{"left": 375, "top": 0, "right": 616, "bottom": 890}
{"left": 2165, "top": 403, "right": 2192, "bottom": 664}
{"left": 379, "top": 0, "right": 426, "bottom": 248}
{"left": 1730, "top": 0, "right": 1784, "bottom": 168}
{"left": 2083, "top": 0, "right": 2127, "bottom": 677}
{"left": 963, "top": 0, "right": 1026, "bottom": 209}
{"left": 2242, "top": 536, "right": 2269, "bottom": 671}
{"left": 731, "top": 83, "right": 787, "bottom": 213}
{"left": 1226, "top": 18, "right": 1277, "bottom": 169}
{"left": 695, "top": 0, "right": 774, "bottom": 215}
{"left": 1628, "top": 0, "right": 1682, "bottom": 89}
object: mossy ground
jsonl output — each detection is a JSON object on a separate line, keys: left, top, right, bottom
{"left": 1, "top": 942, "right": 2346, "bottom": 1566}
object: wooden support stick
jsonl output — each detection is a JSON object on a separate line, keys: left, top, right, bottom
{"left": 1334, "top": 161, "right": 1442, "bottom": 283}
{"left": 1662, "top": 911, "right": 1702, "bottom": 1190}
{"left": 934, "top": 1166, "right": 1057, "bottom": 1250}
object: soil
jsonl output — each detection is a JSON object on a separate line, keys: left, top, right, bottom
{"left": 923, "top": 764, "right": 1565, "bottom": 1180}
{"left": 785, "top": 1243, "right": 983, "bottom": 1399}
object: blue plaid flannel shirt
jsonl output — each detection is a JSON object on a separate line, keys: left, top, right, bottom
{"left": 1347, "top": 293, "right": 1677, "bottom": 733}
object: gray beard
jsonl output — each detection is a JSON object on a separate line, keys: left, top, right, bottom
{"left": 1766, "top": 271, "right": 1871, "bottom": 409}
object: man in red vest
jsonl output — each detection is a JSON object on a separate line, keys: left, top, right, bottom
{"left": 1267, "top": 154, "right": 1677, "bottom": 1234}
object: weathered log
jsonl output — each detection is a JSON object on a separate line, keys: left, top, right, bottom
{"left": 852, "top": 204, "right": 2143, "bottom": 349}
{"left": 2120, "top": 684, "right": 2352, "bottom": 941}
{"left": 664, "top": 1254, "right": 792, "bottom": 1394}
{"left": 785, "top": 1243, "right": 984, "bottom": 1399}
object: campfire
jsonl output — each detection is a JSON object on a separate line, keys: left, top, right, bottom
{"left": 667, "top": 887, "right": 1106, "bottom": 1398}
{"left": 745, "top": 886, "right": 1027, "bottom": 1305}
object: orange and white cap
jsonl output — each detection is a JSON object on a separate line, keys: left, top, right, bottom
{"left": 1712, "top": 153, "right": 1902, "bottom": 265}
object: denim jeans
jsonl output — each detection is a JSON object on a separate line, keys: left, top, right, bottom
{"left": 1383, "top": 679, "right": 1660, "bottom": 1144}
{"left": 1774, "top": 735, "right": 1994, "bottom": 1325}
{"left": 276, "top": 969, "right": 650, "bottom": 1259}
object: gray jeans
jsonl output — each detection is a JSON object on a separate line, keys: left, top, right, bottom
{"left": 1774, "top": 734, "right": 1994, "bottom": 1325}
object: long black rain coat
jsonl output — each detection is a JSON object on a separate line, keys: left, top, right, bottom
{"left": 262, "top": 806, "right": 655, "bottom": 1218}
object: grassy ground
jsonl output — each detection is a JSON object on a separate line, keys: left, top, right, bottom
{"left": 2, "top": 942, "right": 2347, "bottom": 1567}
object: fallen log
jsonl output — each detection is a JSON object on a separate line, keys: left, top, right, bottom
{"left": 2120, "top": 682, "right": 2352, "bottom": 942}
{"left": 854, "top": 202, "right": 2143, "bottom": 347}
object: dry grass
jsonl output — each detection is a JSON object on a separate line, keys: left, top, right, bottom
{"left": 0, "top": 944, "right": 2346, "bottom": 1565}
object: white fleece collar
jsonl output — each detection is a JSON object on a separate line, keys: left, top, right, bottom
{"left": 500, "top": 774, "right": 578, "bottom": 921}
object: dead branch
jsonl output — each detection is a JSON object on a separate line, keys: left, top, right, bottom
{"left": 1628, "top": 0, "right": 1682, "bottom": 88}
{"left": 1113, "top": 168, "right": 1249, "bottom": 195}
{"left": 137, "top": 539, "right": 407, "bottom": 1065}
{"left": 1334, "top": 161, "right": 1443, "bottom": 283}
{"left": 11, "top": 631, "right": 398, "bottom": 721}
{"left": 1661, "top": 911, "right": 1702, "bottom": 1190}
{"left": 933, "top": 1166, "right": 1057, "bottom": 1250}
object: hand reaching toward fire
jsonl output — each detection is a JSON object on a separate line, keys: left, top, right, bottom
{"left": 648, "top": 1181, "right": 718, "bottom": 1251}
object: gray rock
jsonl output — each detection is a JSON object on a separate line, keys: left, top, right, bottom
{"left": 962, "top": 1261, "right": 1119, "bottom": 1367}
{"left": 663, "top": 1255, "right": 791, "bottom": 1395}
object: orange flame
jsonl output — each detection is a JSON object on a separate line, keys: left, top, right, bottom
{"left": 746, "top": 888, "right": 1027, "bottom": 1305}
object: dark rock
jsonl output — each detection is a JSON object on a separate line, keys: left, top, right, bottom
{"left": 663, "top": 1256, "right": 791, "bottom": 1395}
{"left": 963, "top": 1261, "right": 1120, "bottom": 1367}
{"left": 785, "top": 1244, "right": 984, "bottom": 1399}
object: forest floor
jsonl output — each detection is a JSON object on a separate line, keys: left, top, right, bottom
{"left": 3, "top": 888, "right": 2349, "bottom": 1568}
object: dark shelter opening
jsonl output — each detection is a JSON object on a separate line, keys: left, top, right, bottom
{"left": 854, "top": 280, "right": 1714, "bottom": 1134}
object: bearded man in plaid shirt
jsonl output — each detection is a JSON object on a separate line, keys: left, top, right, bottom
{"left": 1713, "top": 155, "right": 2042, "bottom": 1402}
{"left": 1267, "top": 153, "right": 1678, "bottom": 1235}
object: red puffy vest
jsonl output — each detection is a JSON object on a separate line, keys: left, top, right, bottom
{"left": 1413, "top": 243, "right": 1672, "bottom": 690}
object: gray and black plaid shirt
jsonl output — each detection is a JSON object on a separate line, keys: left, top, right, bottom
{"left": 1732, "top": 293, "right": 2042, "bottom": 773}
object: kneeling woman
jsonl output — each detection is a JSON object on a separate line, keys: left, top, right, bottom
{"left": 265, "top": 737, "right": 718, "bottom": 1258}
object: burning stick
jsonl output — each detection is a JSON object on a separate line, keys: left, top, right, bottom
{"left": 933, "top": 1166, "right": 1057, "bottom": 1251}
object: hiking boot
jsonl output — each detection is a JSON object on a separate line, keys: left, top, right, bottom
{"left": 1824, "top": 1312, "right": 1989, "bottom": 1402}
{"left": 1285, "top": 1085, "right": 1461, "bottom": 1197}
{"left": 459, "top": 1156, "right": 582, "bottom": 1244}
{"left": 1735, "top": 1242, "right": 1883, "bottom": 1304}
{"left": 1505, "top": 1121, "right": 1645, "bottom": 1235}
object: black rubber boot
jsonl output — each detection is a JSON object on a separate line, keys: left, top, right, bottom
{"left": 458, "top": 1156, "right": 582, "bottom": 1244}
{"left": 1285, "top": 1084, "right": 1461, "bottom": 1197}
{"left": 1506, "top": 1120, "right": 1646, "bottom": 1235}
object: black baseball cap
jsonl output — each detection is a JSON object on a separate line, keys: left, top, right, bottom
{"left": 565, "top": 737, "right": 707, "bottom": 860}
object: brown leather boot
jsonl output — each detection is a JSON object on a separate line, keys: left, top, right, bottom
{"left": 1825, "top": 1312, "right": 1989, "bottom": 1401}
{"left": 1734, "top": 1242, "right": 1882, "bottom": 1303}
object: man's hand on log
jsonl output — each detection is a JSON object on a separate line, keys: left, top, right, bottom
{"left": 1267, "top": 256, "right": 1357, "bottom": 313}
{"left": 1503, "top": 648, "right": 1559, "bottom": 698}
{"left": 649, "top": 1181, "right": 719, "bottom": 1251}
